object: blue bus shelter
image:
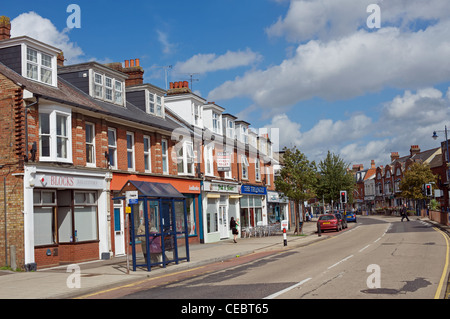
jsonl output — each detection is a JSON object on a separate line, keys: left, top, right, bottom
{"left": 114, "top": 180, "right": 190, "bottom": 272}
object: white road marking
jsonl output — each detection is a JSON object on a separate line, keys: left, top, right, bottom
{"left": 264, "top": 278, "right": 312, "bottom": 299}
{"left": 327, "top": 255, "right": 354, "bottom": 270}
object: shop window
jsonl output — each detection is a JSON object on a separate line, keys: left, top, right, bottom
{"left": 73, "top": 191, "right": 98, "bottom": 242}
{"left": 207, "top": 198, "right": 218, "bottom": 233}
{"left": 33, "top": 190, "right": 57, "bottom": 246}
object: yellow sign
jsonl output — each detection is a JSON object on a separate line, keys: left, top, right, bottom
{"left": 125, "top": 206, "right": 131, "bottom": 214}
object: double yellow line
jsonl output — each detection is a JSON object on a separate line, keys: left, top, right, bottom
{"left": 434, "top": 227, "right": 449, "bottom": 299}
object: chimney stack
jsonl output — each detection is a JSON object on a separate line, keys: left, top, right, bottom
{"left": 123, "top": 59, "right": 144, "bottom": 87}
{"left": 167, "top": 81, "right": 191, "bottom": 95}
{"left": 391, "top": 152, "right": 399, "bottom": 162}
{"left": 371, "top": 160, "right": 375, "bottom": 169}
{"left": 410, "top": 145, "right": 420, "bottom": 157}
{"left": 0, "top": 16, "right": 11, "bottom": 41}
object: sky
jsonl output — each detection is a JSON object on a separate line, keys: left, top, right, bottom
{"left": 3, "top": 0, "right": 450, "bottom": 169}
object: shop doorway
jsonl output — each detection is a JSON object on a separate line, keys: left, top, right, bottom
{"left": 219, "top": 205, "right": 229, "bottom": 239}
{"left": 113, "top": 202, "right": 125, "bottom": 256}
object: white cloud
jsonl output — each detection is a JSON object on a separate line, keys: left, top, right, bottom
{"left": 157, "top": 30, "right": 177, "bottom": 55}
{"left": 266, "top": 0, "right": 450, "bottom": 42}
{"left": 262, "top": 86, "right": 450, "bottom": 167}
{"left": 208, "top": 21, "right": 450, "bottom": 109}
{"left": 11, "top": 12, "right": 84, "bottom": 63}
{"left": 174, "top": 49, "right": 262, "bottom": 74}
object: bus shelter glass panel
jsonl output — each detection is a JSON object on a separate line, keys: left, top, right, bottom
{"left": 175, "top": 200, "right": 187, "bottom": 260}
{"left": 161, "top": 200, "right": 177, "bottom": 264}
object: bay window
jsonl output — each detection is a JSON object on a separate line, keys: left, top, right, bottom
{"left": 39, "top": 105, "right": 72, "bottom": 163}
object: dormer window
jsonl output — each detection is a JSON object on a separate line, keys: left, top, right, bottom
{"left": 25, "top": 47, "right": 54, "bottom": 86}
{"left": 147, "top": 91, "right": 164, "bottom": 117}
{"left": 92, "top": 71, "right": 124, "bottom": 106}
{"left": 212, "top": 112, "right": 221, "bottom": 134}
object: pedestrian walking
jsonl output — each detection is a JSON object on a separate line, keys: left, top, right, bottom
{"left": 401, "top": 204, "right": 410, "bottom": 222}
{"left": 230, "top": 217, "right": 239, "bottom": 243}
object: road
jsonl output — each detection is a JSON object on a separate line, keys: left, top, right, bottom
{"left": 85, "top": 216, "right": 449, "bottom": 300}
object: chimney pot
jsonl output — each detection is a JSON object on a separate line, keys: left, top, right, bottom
{"left": 125, "top": 60, "right": 129, "bottom": 68}
{"left": 130, "top": 59, "right": 135, "bottom": 67}
{"left": 170, "top": 82, "right": 174, "bottom": 89}
{"left": 135, "top": 58, "right": 140, "bottom": 67}
{"left": 183, "top": 81, "right": 189, "bottom": 88}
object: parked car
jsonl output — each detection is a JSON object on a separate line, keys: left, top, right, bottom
{"left": 334, "top": 212, "right": 348, "bottom": 229}
{"left": 317, "top": 214, "right": 341, "bottom": 232}
{"left": 346, "top": 211, "right": 357, "bottom": 223}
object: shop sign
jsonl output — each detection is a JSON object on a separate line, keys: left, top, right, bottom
{"left": 217, "top": 152, "right": 231, "bottom": 172}
{"left": 36, "top": 173, "right": 105, "bottom": 190}
{"left": 204, "top": 181, "right": 239, "bottom": 193}
{"left": 241, "top": 185, "right": 267, "bottom": 195}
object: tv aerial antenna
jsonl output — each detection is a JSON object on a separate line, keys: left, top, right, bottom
{"left": 152, "top": 65, "right": 173, "bottom": 90}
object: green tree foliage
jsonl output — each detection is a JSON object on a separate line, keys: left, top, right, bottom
{"left": 275, "top": 147, "right": 316, "bottom": 234}
{"left": 315, "top": 151, "right": 355, "bottom": 206}
{"left": 400, "top": 162, "right": 437, "bottom": 200}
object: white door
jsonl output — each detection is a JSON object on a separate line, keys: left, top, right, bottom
{"left": 113, "top": 204, "right": 125, "bottom": 256}
{"left": 219, "top": 205, "right": 229, "bottom": 239}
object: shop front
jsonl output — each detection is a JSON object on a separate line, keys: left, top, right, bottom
{"left": 240, "top": 184, "right": 267, "bottom": 229}
{"left": 202, "top": 180, "right": 240, "bottom": 243}
{"left": 110, "top": 174, "right": 201, "bottom": 257}
{"left": 23, "top": 165, "right": 110, "bottom": 270}
{"left": 267, "top": 191, "right": 289, "bottom": 226}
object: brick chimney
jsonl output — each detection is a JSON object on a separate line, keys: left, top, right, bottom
{"left": 410, "top": 145, "right": 420, "bottom": 157}
{"left": 391, "top": 152, "right": 399, "bottom": 162}
{"left": 371, "top": 160, "right": 376, "bottom": 169}
{"left": 57, "top": 51, "right": 65, "bottom": 67}
{"left": 167, "top": 81, "right": 191, "bottom": 95}
{"left": 0, "top": 16, "right": 11, "bottom": 41}
{"left": 123, "top": 59, "right": 144, "bottom": 87}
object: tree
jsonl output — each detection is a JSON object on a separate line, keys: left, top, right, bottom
{"left": 315, "top": 151, "right": 355, "bottom": 208}
{"left": 275, "top": 147, "right": 317, "bottom": 234}
{"left": 400, "top": 162, "right": 437, "bottom": 201}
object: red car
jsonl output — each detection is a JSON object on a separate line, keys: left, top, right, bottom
{"left": 317, "top": 214, "right": 341, "bottom": 232}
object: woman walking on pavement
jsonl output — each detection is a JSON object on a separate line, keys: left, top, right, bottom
{"left": 401, "top": 203, "right": 410, "bottom": 222}
{"left": 230, "top": 217, "right": 239, "bottom": 243}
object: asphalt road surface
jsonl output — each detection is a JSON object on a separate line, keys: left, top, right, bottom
{"left": 90, "top": 216, "right": 450, "bottom": 300}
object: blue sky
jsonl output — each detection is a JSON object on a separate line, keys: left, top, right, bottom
{"left": 4, "top": 0, "right": 450, "bottom": 169}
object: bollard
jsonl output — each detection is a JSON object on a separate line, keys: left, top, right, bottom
{"left": 318, "top": 222, "right": 322, "bottom": 237}
{"left": 283, "top": 228, "right": 287, "bottom": 246}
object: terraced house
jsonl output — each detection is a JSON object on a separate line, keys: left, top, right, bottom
{"left": 0, "top": 16, "right": 278, "bottom": 270}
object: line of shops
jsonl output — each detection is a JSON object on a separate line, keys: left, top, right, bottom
{"left": 23, "top": 167, "right": 290, "bottom": 269}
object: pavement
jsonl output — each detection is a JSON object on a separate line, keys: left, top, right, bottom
{"left": 0, "top": 215, "right": 447, "bottom": 299}
{"left": 0, "top": 220, "right": 325, "bottom": 299}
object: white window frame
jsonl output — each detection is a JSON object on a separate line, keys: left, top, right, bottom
{"left": 266, "top": 167, "right": 271, "bottom": 186}
{"left": 178, "top": 141, "right": 195, "bottom": 176}
{"left": 107, "top": 128, "right": 117, "bottom": 169}
{"left": 85, "top": 122, "right": 96, "bottom": 167}
{"left": 147, "top": 92, "right": 165, "bottom": 117}
{"left": 204, "top": 144, "right": 214, "bottom": 177}
{"left": 212, "top": 112, "right": 221, "bottom": 134}
{"left": 227, "top": 119, "right": 234, "bottom": 139}
{"left": 255, "top": 159, "right": 261, "bottom": 182}
{"left": 91, "top": 71, "right": 125, "bottom": 106}
{"left": 162, "top": 138, "right": 169, "bottom": 175}
{"left": 241, "top": 155, "right": 249, "bottom": 180}
{"left": 39, "top": 105, "right": 72, "bottom": 163}
{"left": 24, "top": 46, "right": 56, "bottom": 86}
{"left": 126, "top": 132, "right": 135, "bottom": 171}
{"left": 143, "top": 135, "right": 152, "bottom": 173}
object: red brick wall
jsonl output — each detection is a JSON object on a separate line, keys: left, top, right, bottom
{"left": 0, "top": 73, "right": 25, "bottom": 268}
